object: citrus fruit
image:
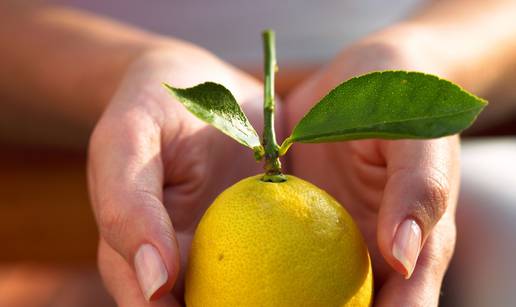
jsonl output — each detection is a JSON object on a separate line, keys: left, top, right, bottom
{"left": 185, "top": 174, "right": 373, "bottom": 307}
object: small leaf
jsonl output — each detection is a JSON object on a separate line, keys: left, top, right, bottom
{"left": 285, "top": 71, "right": 486, "bottom": 147}
{"left": 163, "top": 82, "right": 261, "bottom": 150}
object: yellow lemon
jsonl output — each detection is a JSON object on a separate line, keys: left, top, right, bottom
{"left": 185, "top": 175, "right": 373, "bottom": 307}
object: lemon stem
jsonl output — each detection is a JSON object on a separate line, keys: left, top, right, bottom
{"left": 261, "top": 30, "right": 285, "bottom": 182}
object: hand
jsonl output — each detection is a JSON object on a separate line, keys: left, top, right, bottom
{"left": 284, "top": 27, "right": 460, "bottom": 306}
{"left": 88, "top": 46, "right": 271, "bottom": 306}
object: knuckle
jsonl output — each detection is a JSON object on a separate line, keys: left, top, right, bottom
{"left": 404, "top": 169, "right": 450, "bottom": 230}
{"left": 96, "top": 196, "right": 129, "bottom": 241}
{"left": 411, "top": 171, "right": 450, "bottom": 227}
{"left": 99, "top": 190, "right": 172, "bottom": 239}
{"left": 133, "top": 190, "right": 173, "bottom": 234}
{"left": 423, "top": 172, "right": 450, "bottom": 220}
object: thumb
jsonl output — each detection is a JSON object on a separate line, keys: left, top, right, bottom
{"left": 88, "top": 112, "right": 180, "bottom": 301}
{"left": 377, "top": 137, "right": 459, "bottom": 278}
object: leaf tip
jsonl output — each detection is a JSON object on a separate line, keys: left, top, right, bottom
{"left": 162, "top": 82, "right": 177, "bottom": 95}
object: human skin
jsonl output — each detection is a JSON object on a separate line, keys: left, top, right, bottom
{"left": 286, "top": 2, "right": 516, "bottom": 305}
{"left": 1, "top": 1, "right": 516, "bottom": 306}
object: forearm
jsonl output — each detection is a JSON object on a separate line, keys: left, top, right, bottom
{"left": 361, "top": 0, "right": 516, "bottom": 129}
{"left": 0, "top": 3, "right": 193, "bottom": 147}
{"left": 408, "top": 0, "right": 516, "bottom": 96}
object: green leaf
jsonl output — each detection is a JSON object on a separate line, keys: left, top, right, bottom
{"left": 284, "top": 71, "right": 487, "bottom": 148}
{"left": 163, "top": 82, "right": 261, "bottom": 150}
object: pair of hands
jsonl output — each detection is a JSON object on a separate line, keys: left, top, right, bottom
{"left": 88, "top": 29, "right": 458, "bottom": 307}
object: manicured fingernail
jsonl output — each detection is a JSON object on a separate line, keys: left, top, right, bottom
{"left": 392, "top": 219, "right": 422, "bottom": 279}
{"left": 134, "top": 244, "right": 168, "bottom": 301}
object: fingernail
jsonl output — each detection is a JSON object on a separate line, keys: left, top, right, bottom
{"left": 392, "top": 219, "right": 422, "bottom": 279}
{"left": 134, "top": 244, "right": 168, "bottom": 301}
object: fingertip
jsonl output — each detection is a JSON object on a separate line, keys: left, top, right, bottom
{"left": 377, "top": 168, "right": 448, "bottom": 278}
{"left": 134, "top": 242, "right": 180, "bottom": 301}
{"left": 98, "top": 238, "right": 180, "bottom": 306}
{"left": 391, "top": 219, "right": 422, "bottom": 279}
{"left": 377, "top": 205, "right": 423, "bottom": 278}
{"left": 134, "top": 244, "right": 168, "bottom": 301}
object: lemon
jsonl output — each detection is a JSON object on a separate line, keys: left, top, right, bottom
{"left": 185, "top": 175, "right": 373, "bottom": 307}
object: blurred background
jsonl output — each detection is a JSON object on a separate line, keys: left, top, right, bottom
{"left": 1, "top": 1, "right": 515, "bottom": 306}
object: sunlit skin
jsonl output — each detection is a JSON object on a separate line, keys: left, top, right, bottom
{"left": 1, "top": 1, "right": 516, "bottom": 306}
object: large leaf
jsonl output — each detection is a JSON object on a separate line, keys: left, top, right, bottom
{"left": 164, "top": 82, "right": 261, "bottom": 149}
{"left": 285, "top": 71, "right": 487, "bottom": 146}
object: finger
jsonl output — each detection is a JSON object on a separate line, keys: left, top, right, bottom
{"left": 98, "top": 238, "right": 181, "bottom": 307}
{"left": 88, "top": 105, "right": 179, "bottom": 301}
{"left": 375, "top": 212, "right": 456, "bottom": 307}
{"left": 377, "top": 136, "right": 459, "bottom": 278}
